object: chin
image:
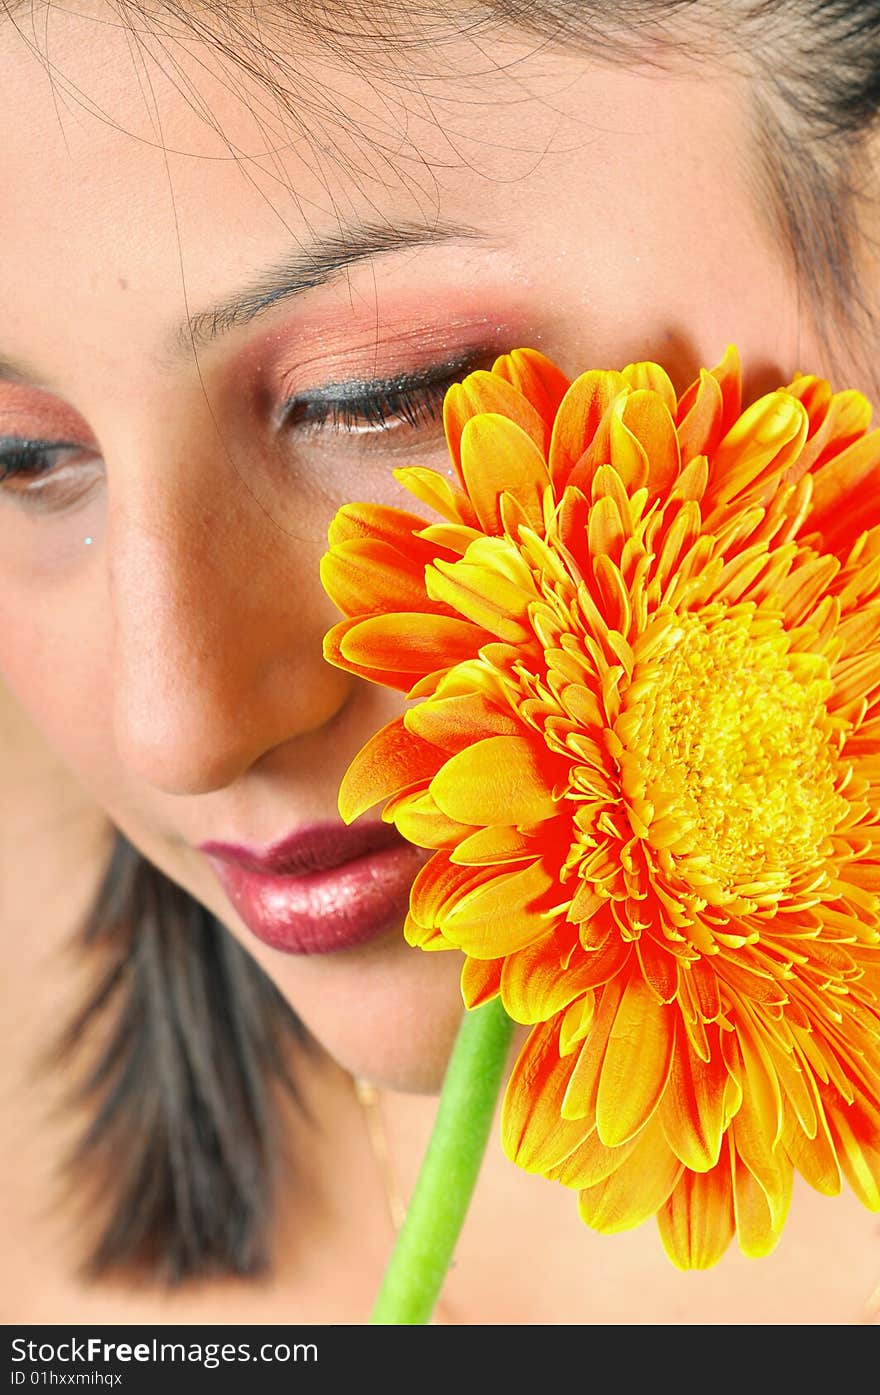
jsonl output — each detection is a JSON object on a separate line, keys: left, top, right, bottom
{"left": 243, "top": 921, "right": 469, "bottom": 1095}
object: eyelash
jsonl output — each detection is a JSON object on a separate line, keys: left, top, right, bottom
{"left": 0, "top": 357, "right": 472, "bottom": 494}
{"left": 279, "top": 357, "right": 472, "bottom": 435}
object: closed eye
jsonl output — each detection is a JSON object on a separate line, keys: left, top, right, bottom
{"left": 278, "top": 354, "right": 481, "bottom": 437}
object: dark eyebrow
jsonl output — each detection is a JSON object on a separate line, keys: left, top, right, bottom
{"left": 172, "top": 217, "right": 484, "bottom": 360}
{"left": 0, "top": 217, "right": 484, "bottom": 384}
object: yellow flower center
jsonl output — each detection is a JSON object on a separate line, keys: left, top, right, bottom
{"left": 632, "top": 608, "right": 845, "bottom": 887}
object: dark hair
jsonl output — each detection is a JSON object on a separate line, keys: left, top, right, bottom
{"left": 60, "top": 834, "right": 309, "bottom": 1282}
{"left": 6, "top": 0, "right": 880, "bottom": 1282}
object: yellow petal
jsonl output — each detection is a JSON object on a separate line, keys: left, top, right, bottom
{"left": 394, "top": 465, "right": 478, "bottom": 526}
{"left": 731, "top": 1143, "right": 791, "bottom": 1257}
{"left": 708, "top": 391, "right": 809, "bottom": 508}
{"left": 451, "top": 823, "right": 537, "bottom": 866}
{"left": 596, "top": 972, "right": 676, "bottom": 1146}
{"left": 429, "top": 733, "right": 562, "bottom": 825}
{"left": 658, "top": 1031, "right": 728, "bottom": 1171}
{"left": 561, "top": 972, "right": 627, "bottom": 1122}
{"left": 389, "top": 789, "right": 475, "bottom": 850}
{"left": 620, "top": 360, "right": 678, "bottom": 416}
{"left": 444, "top": 370, "right": 549, "bottom": 475}
{"left": 425, "top": 557, "right": 534, "bottom": 642}
{"left": 440, "top": 857, "right": 558, "bottom": 957}
{"left": 577, "top": 1115, "right": 683, "bottom": 1233}
{"left": 458, "top": 413, "right": 550, "bottom": 535}
{"left": 548, "top": 1120, "right": 640, "bottom": 1188}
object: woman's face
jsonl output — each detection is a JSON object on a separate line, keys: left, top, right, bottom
{"left": 0, "top": 4, "right": 843, "bottom": 1088}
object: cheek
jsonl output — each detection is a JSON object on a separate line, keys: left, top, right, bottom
{"left": 0, "top": 578, "right": 120, "bottom": 799}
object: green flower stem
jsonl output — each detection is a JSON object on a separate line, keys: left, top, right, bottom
{"left": 369, "top": 996, "right": 516, "bottom": 1325}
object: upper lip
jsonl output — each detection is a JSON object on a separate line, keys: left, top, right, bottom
{"left": 198, "top": 820, "right": 406, "bottom": 877}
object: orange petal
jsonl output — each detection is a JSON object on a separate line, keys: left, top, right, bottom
{"left": 429, "top": 733, "right": 562, "bottom": 826}
{"left": 802, "top": 429, "right": 880, "bottom": 553}
{"left": 826, "top": 1094, "right": 880, "bottom": 1210}
{"left": 548, "top": 370, "right": 628, "bottom": 489}
{"left": 491, "top": 347, "right": 571, "bottom": 425}
{"left": 328, "top": 500, "right": 430, "bottom": 550}
{"left": 338, "top": 715, "right": 443, "bottom": 823}
{"left": 656, "top": 1150, "right": 736, "bottom": 1269}
{"left": 782, "top": 376, "right": 872, "bottom": 475}
{"left": 587, "top": 492, "right": 630, "bottom": 563}
{"left": 618, "top": 390, "right": 681, "bottom": 494}
{"left": 675, "top": 367, "right": 724, "bottom": 464}
{"left": 461, "top": 954, "right": 503, "bottom": 1008}
{"left": 320, "top": 537, "right": 442, "bottom": 617}
{"left": 339, "top": 611, "right": 488, "bottom": 676}
{"left": 710, "top": 342, "right": 742, "bottom": 428}
{"left": 502, "top": 1017, "right": 594, "bottom": 1173}
{"left": 407, "top": 851, "right": 498, "bottom": 931}
{"left": 500, "top": 929, "right": 604, "bottom": 1024}
{"left": 324, "top": 616, "right": 432, "bottom": 692}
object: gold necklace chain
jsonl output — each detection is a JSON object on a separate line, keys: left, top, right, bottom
{"left": 352, "top": 1075, "right": 457, "bottom": 1324}
{"left": 353, "top": 1077, "right": 408, "bottom": 1232}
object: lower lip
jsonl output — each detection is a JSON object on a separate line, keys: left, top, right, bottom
{"left": 207, "top": 843, "right": 429, "bottom": 955}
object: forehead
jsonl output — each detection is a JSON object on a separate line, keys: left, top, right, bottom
{"left": 0, "top": 5, "right": 540, "bottom": 362}
{"left": 0, "top": 4, "right": 784, "bottom": 402}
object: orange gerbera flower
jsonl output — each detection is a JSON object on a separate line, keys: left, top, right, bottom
{"left": 321, "top": 346, "right": 880, "bottom": 1268}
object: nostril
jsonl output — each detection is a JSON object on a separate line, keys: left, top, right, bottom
{"left": 111, "top": 639, "right": 358, "bottom": 798}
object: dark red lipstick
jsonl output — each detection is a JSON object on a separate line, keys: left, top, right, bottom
{"left": 200, "top": 821, "right": 428, "bottom": 955}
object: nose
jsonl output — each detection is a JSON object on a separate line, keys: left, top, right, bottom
{"left": 106, "top": 434, "right": 353, "bottom": 797}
